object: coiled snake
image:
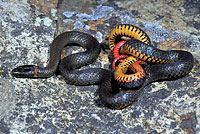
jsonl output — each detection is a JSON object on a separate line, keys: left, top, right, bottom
{"left": 12, "top": 25, "right": 194, "bottom": 109}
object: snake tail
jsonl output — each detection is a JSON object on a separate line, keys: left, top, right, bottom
{"left": 108, "top": 24, "right": 151, "bottom": 50}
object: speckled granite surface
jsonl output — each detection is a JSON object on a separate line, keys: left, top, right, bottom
{"left": 0, "top": 0, "right": 199, "bottom": 133}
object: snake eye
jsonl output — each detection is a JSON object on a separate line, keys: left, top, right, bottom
{"left": 12, "top": 65, "right": 35, "bottom": 78}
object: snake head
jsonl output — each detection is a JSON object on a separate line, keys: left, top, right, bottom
{"left": 12, "top": 65, "right": 36, "bottom": 78}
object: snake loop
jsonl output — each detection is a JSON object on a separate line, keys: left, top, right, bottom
{"left": 108, "top": 24, "right": 193, "bottom": 109}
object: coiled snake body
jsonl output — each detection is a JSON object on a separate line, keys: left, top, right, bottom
{"left": 12, "top": 25, "right": 194, "bottom": 109}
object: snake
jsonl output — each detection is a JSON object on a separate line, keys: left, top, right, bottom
{"left": 12, "top": 24, "right": 194, "bottom": 109}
